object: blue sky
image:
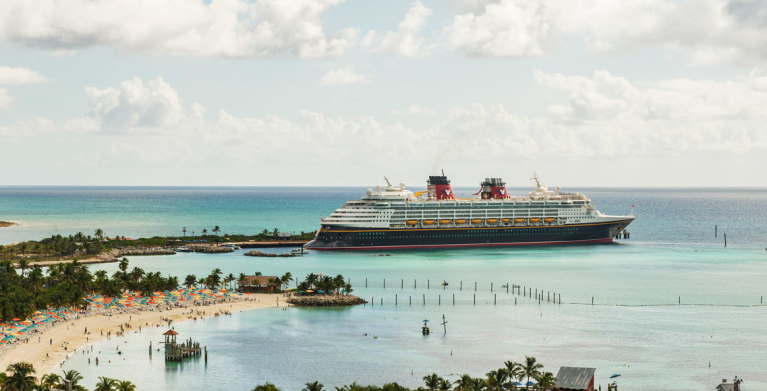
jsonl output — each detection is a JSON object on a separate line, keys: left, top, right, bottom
{"left": 1, "top": 0, "right": 766, "bottom": 187}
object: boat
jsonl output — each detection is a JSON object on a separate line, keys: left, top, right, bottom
{"left": 223, "top": 244, "right": 241, "bottom": 250}
{"left": 303, "top": 174, "right": 634, "bottom": 250}
{"left": 175, "top": 246, "right": 193, "bottom": 252}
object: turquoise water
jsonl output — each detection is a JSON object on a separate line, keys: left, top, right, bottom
{"left": 2, "top": 187, "right": 767, "bottom": 390}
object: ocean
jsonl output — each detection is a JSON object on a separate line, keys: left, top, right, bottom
{"left": 2, "top": 186, "right": 766, "bottom": 390}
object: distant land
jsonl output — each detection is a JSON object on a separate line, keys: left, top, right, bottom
{"left": 0, "top": 221, "right": 18, "bottom": 227}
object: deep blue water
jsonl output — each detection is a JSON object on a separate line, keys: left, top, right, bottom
{"left": 2, "top": 186, "right": 767, "bottom": 390}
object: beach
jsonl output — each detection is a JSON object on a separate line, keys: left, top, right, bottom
{"left": 0, "top": 293, "right": 282, "bottom": 377}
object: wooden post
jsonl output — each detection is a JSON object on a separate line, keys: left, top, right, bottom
{"left": 592, "top": 296, "right": 594, "bottom": 305}
{"left": 428, "top": 280, "right": 430, "bottom": 289}
{"left": 473, "top": 294, "right": 476, "bottom": 305}
{"left": 460, "top": 281, "right": 463, "bottom": 291}
{"left": 494, "top": 294, "right": 496, "bottom": 305}
{"left": 474, "top": 281, "right": 477, "bottom": 291}
{"left": 515, "top": 297, "right": 517, "bottom": 305}
{"left": 380, "top": 297, "right": 383, "bottom": 305}
{"left": 415, "top": 279, "right": 417, "bottom": 289}
{"left": 439, "top": 294, "right": 441, "bottom": 305}
{"left": 547, "top": 291, "right": 550, "bottom": 302}
{"left": 409, "top": 296, "right": 412, "bottom": 306}
{"left": 384, "top": 279, "right": 386, "bottom": 289}
{"left": 453, "top": 294, "right": 455, "bottom": 305}
{"left": 365, "top": 278, "right": 368, "bottom": 288}
{"left": 724, "top": 233, "right": 727, "bottom": 247}
{"left": 678, "top": 296, "right": 680, "bottom": 305}
{"left": 371, "top": 297, "right": 374, "bottom": 306}
{"left": 507, "top": 283, "right": 509, "bottom": 294}
{"left": 401, "top": 279, "right": 404, "bottom": 289}
{"left": 559, "top": 293, "right": 561, "bottom": 304}
{"left": 715, "top": 225, "right": 717, "bottom": 238}
{"left": 204, "top": 346, "right": 207, "bottom": 363}
{"left": 423, "top": 293, "right": 425, "bottom": 306}
{"left": 491, "top": 282, "right": 493, "bottom": 292}
{"left": 395, "top": 294, "right": 398, "bottom": 306}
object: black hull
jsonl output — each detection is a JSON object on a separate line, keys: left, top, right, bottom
{"left": 304, "top": 219, "right": 633, "bottom": 250}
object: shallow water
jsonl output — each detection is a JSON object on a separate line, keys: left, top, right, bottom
{"left": 3, "top": 186, "right": 766, "bottom": 390}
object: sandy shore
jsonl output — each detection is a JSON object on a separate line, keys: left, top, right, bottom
{"left": 0, "top": 294, "right": 284, "bottom": 377}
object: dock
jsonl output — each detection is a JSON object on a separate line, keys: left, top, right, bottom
{"left": 163, "top": 330, "right": 206, "bottom": 362}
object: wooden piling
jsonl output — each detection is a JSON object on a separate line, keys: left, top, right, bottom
{"left": 506, "top": 283, "right": 509, "bottom": 294}
{"left": 494, "top": 294, "right": 496, "bottom": 305}
{"left": 401, "top": 279, "right": 404, "bottom": 289}
{"left": 423, "top": 293, "right": 425, "bottom": 306}
{"left": 453, "top": 294, "right": 455, "bottom": 305}
{"left": 396, "top": 294, "right": 398, "bottom": 306}
{"left": 409, "top": 296, "right": 412, "bottom": 306}
{"left": 474, "top": 281, "right": 477, "bottom": 291}
{"left": 380, "top": 297, "right": 383, "bottom": 305}
{"left": 678, "top": 296, "right": 680, "bottom": 305}
{"left": 439, "top": 294, "right": 441, "bottom": 305}
{"left": 724, "top": 233, "right": 727, "bottom": 247}
{"left": 491, "top": 282, "right": 493, "bottom": 292}
{"left": 365, "top": 278, "right": 368, "bottom": 288}
{"left": 592, "top": 296, "right": 594, "bottom": 305}
{"left": 383, "top": 279, "right": 385, "bottom": 289}
{"left": 460, "top": 281, "right": 463, "bottom": 291}
{"left": 715, "top": 225, "right": 718, "bottom": 238}
{"left": 428, "top": 280, "right": 430, "bottom": 289}
{"left": 515, "top": 297, "right": 517, "bottom": 305}
{"left": 473, "top": 294, "right": 476, "bottom": 305}
{"left": 415, "top": 279, "right": 417, "bottom": 289}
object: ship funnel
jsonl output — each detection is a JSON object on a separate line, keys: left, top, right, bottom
{"left": 427, "top": 175, "right": 455, "bottom": 200}
{"left": 480, "top": 178, "right": 508, "bottom": 199}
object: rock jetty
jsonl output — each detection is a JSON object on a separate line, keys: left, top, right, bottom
{"left": 116, "top": 248, "right": 176, "bottom": 256}
{"left": 0, "top": 221, "right": 18, "bottom": 228}
{"left": 244, "top": 250, "right": 296, "bottom": 258}
{"left": 286, "top": 294, "right": 367, "bottom": 307}
{"left": 194, "top": 246, "right": 234, "bottom": 254}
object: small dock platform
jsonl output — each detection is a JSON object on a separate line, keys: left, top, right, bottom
{"left": 163, "top": 330, "right": 206, "bottom": 362}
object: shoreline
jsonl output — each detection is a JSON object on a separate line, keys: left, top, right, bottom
{"left": 0, "top": 293, "right": 285, "bottom": 377}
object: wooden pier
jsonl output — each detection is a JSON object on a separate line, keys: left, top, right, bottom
{"left": 163, "top": 330, "right": 206, "bottom": 362}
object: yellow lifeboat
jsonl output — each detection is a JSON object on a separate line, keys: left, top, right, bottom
{"left": 471, "top": 219, "right": 483, "bottom": 224}
{"left": 501, "top": 218, "right": 511, "bottom": 223}
{"left": 529, "top": 218, "right": 541, "bottom": 223}
{"left": 406, "top": 220, "right": 418, "bottom": 226}
{"left": 455, "top": 219, "right": 467, "bottom": 224}
{"left": 423, "top": 220, "right": 435, "bottom": 225}
{"left": 514, "top": 218, "right": 526, "bottom": 223}
{"left": 544, "top": 217, "right": 555, "bottom": 223}
{"left": 486, "top": 218, "right": 499, "bottom": 224}
{"left": 439, "top": 219, "right": 452, "bottom": 225}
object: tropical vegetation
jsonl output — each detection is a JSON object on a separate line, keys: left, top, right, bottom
{"left": 0, "top": 363, "right": 135, "bottom": 391}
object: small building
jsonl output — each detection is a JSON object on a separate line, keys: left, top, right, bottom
{"left": 715, "top": 377, "right": 743, "bottom": 391}
{"left": 555, "top": 366, "right": 596, "bottom": 391}
{"left": 237, "top": 275, "right": 280, "bottom": 292}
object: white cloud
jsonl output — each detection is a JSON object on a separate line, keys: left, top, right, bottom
{"left": 0, "top": 66, "right": 48, "bottom": 85}
{"left": 364, "top": 1, "right": 433, "bottom": 57}
{"left": 319, "top": 65, "right": 371, "bottom": 86}
{"left": 444, "top": 0, "right": 549, "bottom": 57}
{"left": 0, "top": 88, "right": 10, "bottom": 109}
{"left": 85, "top": 77, "right": 183, "bottom": 130}
{"left": 0, "top": 0, "right": 356, "bottom": 58}
{"left": 3, "top": 74, "right": 767, "bottom": 185}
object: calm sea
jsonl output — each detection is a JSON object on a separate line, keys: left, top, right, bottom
{"left": 2, "top": 187, "right": 766, "bottom": 390}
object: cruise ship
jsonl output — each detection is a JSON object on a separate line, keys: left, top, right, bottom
{"left": 304, "top": 174, "right": 634, "bottom": 250}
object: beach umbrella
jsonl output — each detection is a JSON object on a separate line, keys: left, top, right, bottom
{"left": 12, "top": 318, "right": 20, "bottom": 321}
{"left": 610, "top": 374, "right": 621, "bottom": 379}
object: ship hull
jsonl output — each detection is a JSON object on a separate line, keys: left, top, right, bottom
{"left": 304, "top": 219, "right": 633, "bottom": 250}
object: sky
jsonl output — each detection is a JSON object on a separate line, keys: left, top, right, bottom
{"left": 1, "top": 0, "right": 766, "bottom": 188}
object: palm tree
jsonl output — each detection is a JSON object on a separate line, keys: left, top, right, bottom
{"left": 202, "top": 228, "right": 208, "bottom": 236}
{"left": 251, "top": 383, "right": 281, "bottom": 391}
{"left": 118, "top": 258, "right": 129, "bottom": 273}
{"left": 454, "top": 374, "right": 474, "bottom": 391}
{"left": 534, "top": 372, "right": 556, "bottom": 391}
{"left": 280, "top": 272, "right": 293, "bottom": 290}
{"left": 468, "top": 377, "right": 487, "bottom": 391}
{"left": 94, "top": 376, "right": 116, "bottom": 391}
{"left": 182, "top": 227, "right": 187, "bottom": 237}
{"left": 94, "top": 228, "right": 104, "bottom": 240}
{"left": 504, "top": 361, "right": 523, "bottom": 389}
{"left": 521, "top": 356, "right": 543, "bottom": 391}
{"left": 422, "top": 373, "right": 442, "bottom": 391}
{"left": 437, "top": 378, "right": 452, "bottom": 391}
{"left": 184, "top": 274, "right": 197, "bottom": 289}
{"left": 225, "top": 273, "right": 236, "bottom": 289}
{"left": 17, "top": 258, "right": 29, "bottom": 277}
{"left": 485, "top": 369, "right": 508, "bottom": 391}
{"left": 38, "top": 373, "right": 61, "bottom": 391}
{"left": 302, "top": 381, "right": 324, "bottom": 391}
{"left": 4, "top": 362, "right": 36, "bottom": 391}
{"left": 60, "top": 369, "right": 86, "bottom": 391}
{"left": 115, "top": 380, "right": 137, "bottom": 391}
{"left": 213, "top": 226, "right": 221, "bottom": 236}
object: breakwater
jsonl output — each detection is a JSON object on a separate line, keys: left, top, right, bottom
{"left": 244, "top": 250, "right": 296, "bottom": 257}
{"left": 286, "top": 294, "right": 367, "bottom": 306}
